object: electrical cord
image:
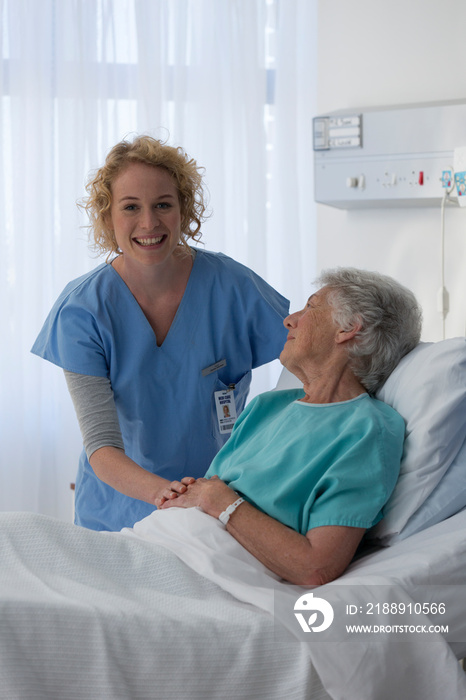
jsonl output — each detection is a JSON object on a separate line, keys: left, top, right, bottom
{"left": 438, "top": 173, "right": 456, "bottom": 340}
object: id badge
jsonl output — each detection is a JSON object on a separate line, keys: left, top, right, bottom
{"left": 214, "top": 387, "right": 237, "bottom": 435}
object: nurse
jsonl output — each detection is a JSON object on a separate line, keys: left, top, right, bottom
{"left": 32, "top": 135, "right": 289, "bottom": 532}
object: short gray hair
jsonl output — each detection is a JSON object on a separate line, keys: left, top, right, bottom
{"left": 316, "top": 268, "right": 423, "bottom": 394}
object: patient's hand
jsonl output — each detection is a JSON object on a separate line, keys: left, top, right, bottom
{"left": 154, "top": 476, "right": 196, "bottom": 508}
{"left": 160, "top": 475, "right": 238, "bottom": 520}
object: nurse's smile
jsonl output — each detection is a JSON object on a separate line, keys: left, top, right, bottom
{"left": 134, "top": 235, "right": 166, "bottom": 247}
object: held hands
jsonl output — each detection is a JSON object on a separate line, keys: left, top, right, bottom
{"left": 155, "top": 475, "right": 237, "bottom": 520}
{"left": 154, "top": 476, "right": 196, "bottom": 508}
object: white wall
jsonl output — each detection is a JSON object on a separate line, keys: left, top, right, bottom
{"left": 315, "top": 0, "right": 466, "bottom": 341}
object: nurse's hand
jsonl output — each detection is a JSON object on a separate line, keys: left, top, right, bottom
{"left": 160, "top": 475, "right": 238, "bottom": 520}
{"left": 154, "top": 476, "right": 196, "bottom": 508}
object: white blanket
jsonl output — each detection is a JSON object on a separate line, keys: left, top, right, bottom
{"left": 124, "top": 507, "right": 466, "bottom": 700}
{"left": 0, "top": 511, "right": 323, "bottom": 700}
{"left": 1, "top": 508, "right": 466, "bottom": 700}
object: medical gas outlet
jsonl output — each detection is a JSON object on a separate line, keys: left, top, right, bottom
{"left": 313, "top": 100, "right": 466, "bottom": 209}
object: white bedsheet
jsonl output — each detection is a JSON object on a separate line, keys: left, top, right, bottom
{"left": 1, "top": 508, "right": 466, "bottom": 699}
{"left": 125, "top": 506, "right": 466, "bottom": 700}
{"left": 0, "top": 511, "right": 324, "bottom": 700}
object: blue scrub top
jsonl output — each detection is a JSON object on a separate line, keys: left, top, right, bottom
{"left": 32, "top": 249, "right": 289, "bottom": 530}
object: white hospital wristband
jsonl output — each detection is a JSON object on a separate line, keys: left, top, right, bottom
{"left": 218, "top": 497, "right": 244, "bottom": 526}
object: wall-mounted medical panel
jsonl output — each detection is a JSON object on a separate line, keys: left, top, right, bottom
{"left": 313, "top": 100, "right": 466, "bottom": 208}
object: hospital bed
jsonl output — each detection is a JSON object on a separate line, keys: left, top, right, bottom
{"left": 1, "top": 338, "right": 465, "bottom": 700}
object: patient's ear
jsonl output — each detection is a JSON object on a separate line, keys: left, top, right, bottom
{"left": 335, "top": 321, "right": 362, "bottom": 345}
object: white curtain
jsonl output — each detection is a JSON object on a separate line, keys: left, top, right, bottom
{"left": 0, "top": 0, "right": 317, "bottom": 520}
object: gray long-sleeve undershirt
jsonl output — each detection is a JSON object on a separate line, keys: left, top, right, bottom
{"left": 64, "top": 370, "right": 125, "bottom": 459}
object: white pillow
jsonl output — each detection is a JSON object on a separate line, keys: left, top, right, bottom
{"left": 371, "top": 337, "right": 466, "bottom": 543}
{"left": 275, "top": 338, "right": 466, "bottom": 543}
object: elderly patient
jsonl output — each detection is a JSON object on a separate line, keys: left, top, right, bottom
{"left": 155, "top": 267, "right": 422, "bottom": 586}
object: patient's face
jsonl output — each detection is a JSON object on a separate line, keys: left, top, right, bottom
{"left": 280, "top": 288, "right": 338, "bottom": 373}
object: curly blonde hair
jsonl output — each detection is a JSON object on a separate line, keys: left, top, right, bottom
{"left": 79, "top": 135, "right": 208, "bottom": 257}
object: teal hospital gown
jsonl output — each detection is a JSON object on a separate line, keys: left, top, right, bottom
{"left": 205, "top": 389, "right": 405, "bottom": 534}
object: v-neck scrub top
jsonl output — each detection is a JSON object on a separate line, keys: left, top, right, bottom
{"left": 32, "top": 249, "right": 289, "bottom": 531}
